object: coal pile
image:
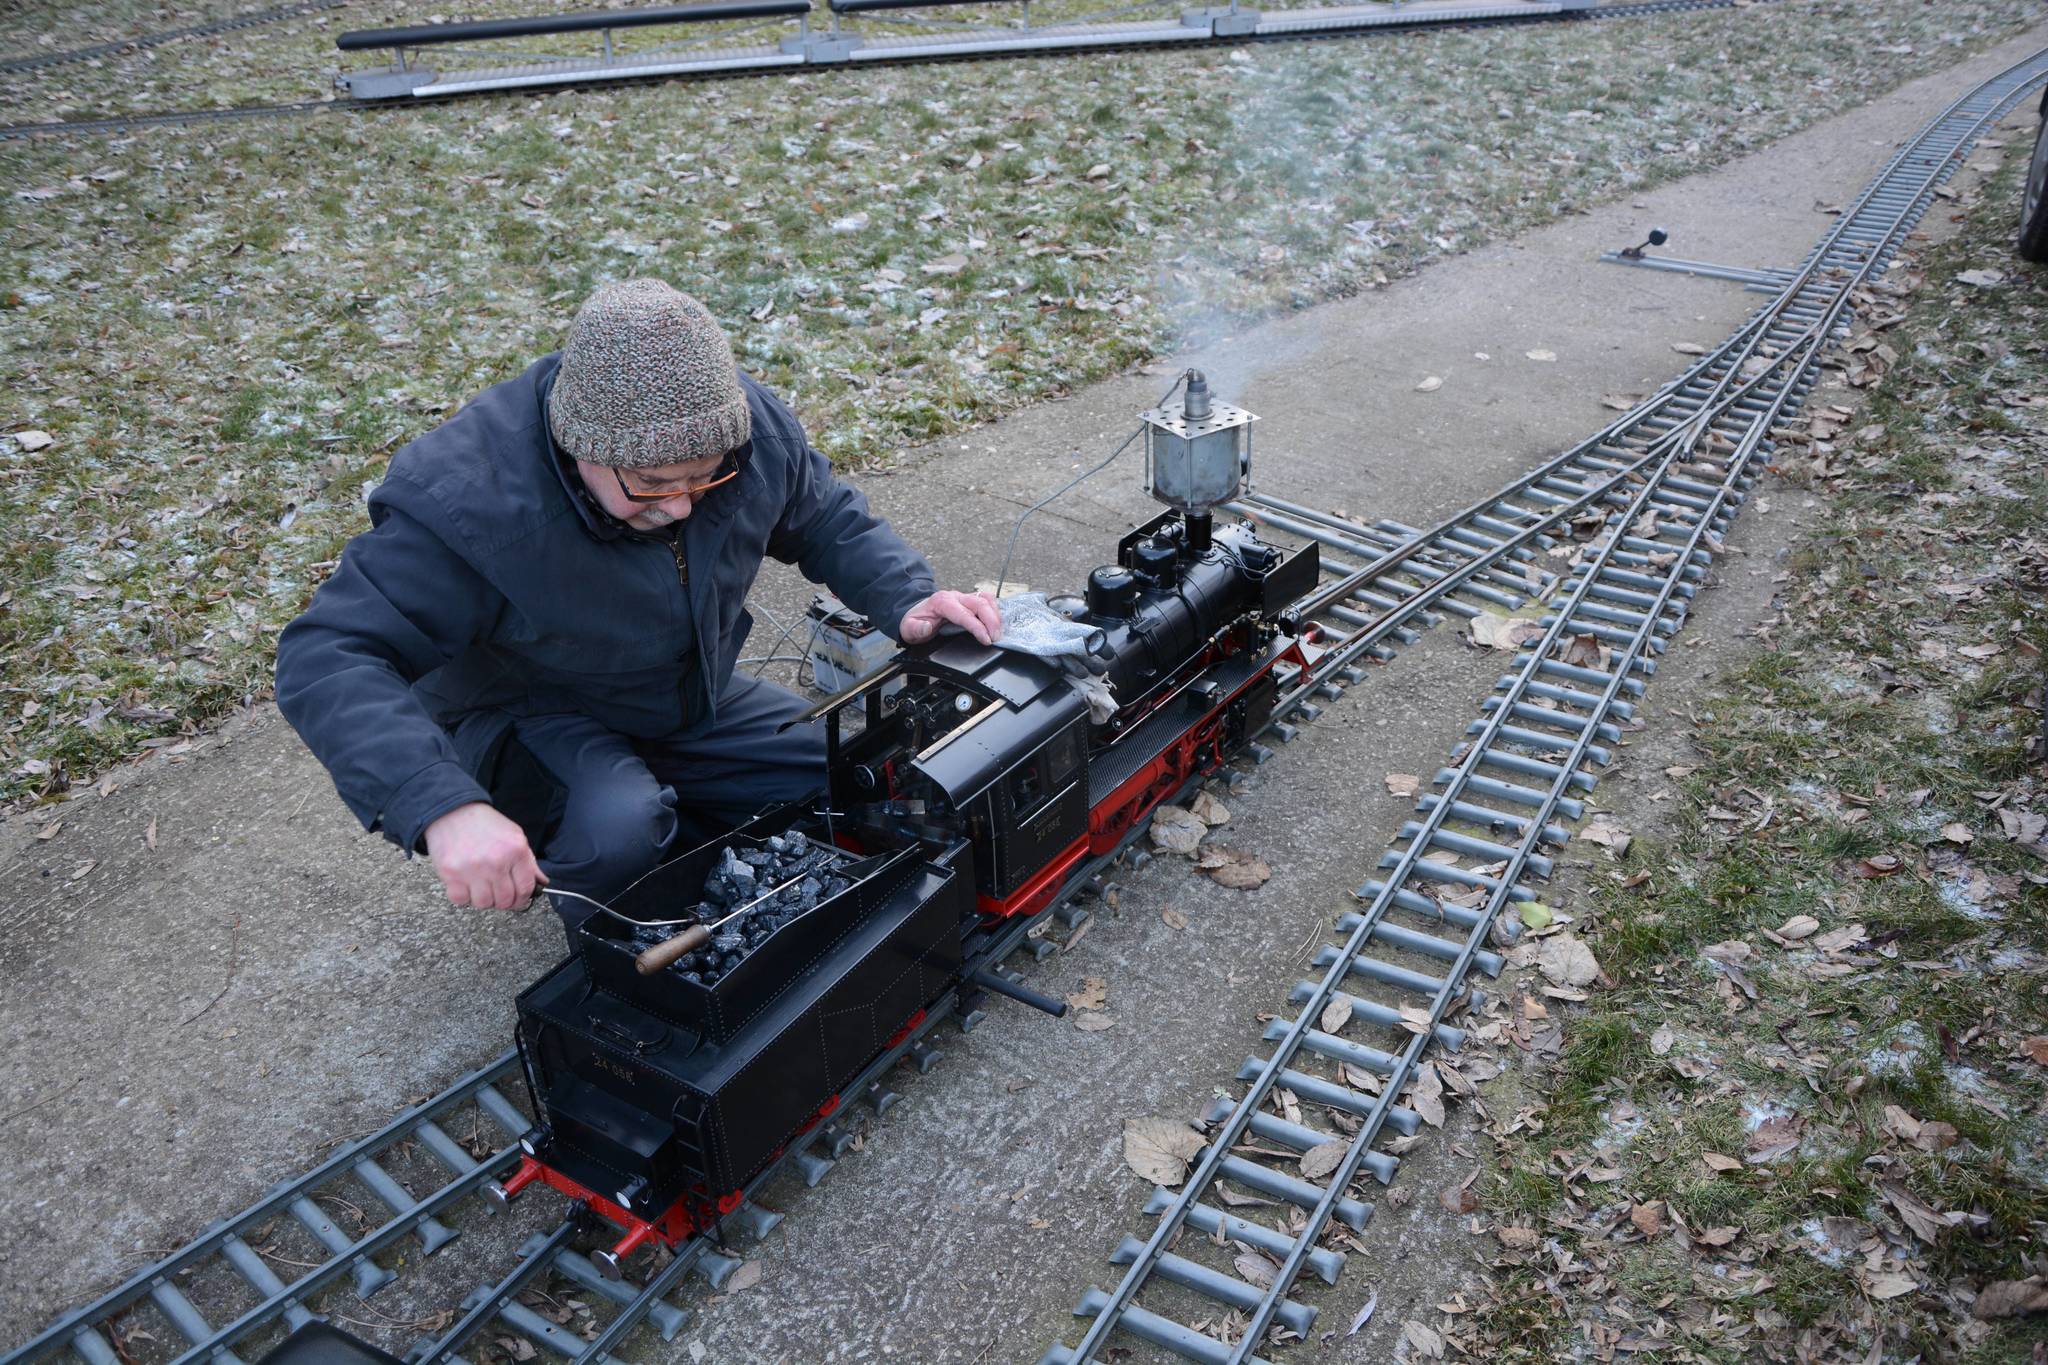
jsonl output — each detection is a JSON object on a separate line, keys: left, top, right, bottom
{"left": 629, "top": 832, "right": 852, "bottom": 985}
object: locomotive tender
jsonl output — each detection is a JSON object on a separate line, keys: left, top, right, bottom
{"left": 492, "top": 374, "right": 1321, "bottom": 1277}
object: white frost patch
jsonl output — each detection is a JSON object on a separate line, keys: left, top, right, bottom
{"left": 1800, "top": 1216, "right": 1855, "bottom": 1267}
{"left": 1742, "top": 1098, "right": 1796, "bottom": 1132}
{"left": 1866, "top": 1022, "right": 1929, "bottom": 1077}
{"left": 1938, "top": 872, "right": 2005, "bottom": 923}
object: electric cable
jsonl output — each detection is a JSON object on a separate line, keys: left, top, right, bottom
{"left": 993, "top": 371, "right": 1187, "bottom": 599}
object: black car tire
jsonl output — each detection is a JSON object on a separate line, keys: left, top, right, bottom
{"left": 2022, "top": 99, "right": 2048, "bottom": 263}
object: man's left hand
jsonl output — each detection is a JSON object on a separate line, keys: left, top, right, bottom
{"left": 899, "top": 589, "right": 1003, "bottom": 646}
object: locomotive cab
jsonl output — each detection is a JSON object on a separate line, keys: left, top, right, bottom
{"left": 822, "top": 641, "right": 1094, "bottom": 917}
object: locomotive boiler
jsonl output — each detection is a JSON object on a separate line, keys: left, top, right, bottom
{"left": 493, "top": 372, "right": 1321, "bottom": 1277}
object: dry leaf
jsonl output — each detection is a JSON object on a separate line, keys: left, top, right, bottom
{"left": 1233, "top": 1251, "right": 1278, "bottom": 1288}
{"left": 1672, "top": 341, "right": 1708, "bottom": 355}
{"left": 1880, "top": 1179, "right": 1946, "bottom": 1244}
{"left": 2019, "top": 1037, "right": 2048, "bottom": 1065}
{"left": 1189, "top": 791, "right": 1230, "bottom": 826}
{"left": 1161, "top": 907, "right": 1189, "bottom": 931}
{"left": 1695, "top": 1225, "right": 1740, "bottom": 1247}
{"left": 1407, "top": 1064, "right": 1445, "bottom": 1128}
{"left": 1862, "top": 1268, "right": 1918, "bottom": 1300}
{"left": 1939, "top": 822, "right": 1973, "bottom": 845}
{"left": 1066, "top": 976, "right": 1108, "bottom": 1011}
{"left": 1649, "top": 1024, "right": 1674, "bottom": 1056}
{"left": 1415, "top": 375, "right": 1444, "bottom": 393}
{"left": 1073, "top": 1013, "right": 1115, "bottom": 1032}
{"left": 1123, "top": 1117, "right": 1204, "bottom": 1186}
{"left": 1973, "top": 1277, "right": 2048, "bottom": 1319}
{"left": 1402, "top": 1320, "right": 1445, "bottom": 1358}
{"left": 1701, "top": 1152, "right": 1741, "bottom": 1172}
{"left": 1299, "top": 1140, "right": 1346, "bottom": 1181}
{"left": 1580, "top": 815, "right": 1632, "bottom": 857}
{"left": 1746, "top": 1115, "right": 1802, "bottom": 1163}
{"left": 14, "top": 429, "right": 54, "bottom": 452}
{"left": 1205, "top": 849, "right": 1271, "bottom": 890}
{"left": 1441, "top": 1182, "right": 1478, "bottom": 1215}
{"left": 1601, "top": 393, "right": 1641, "bottom": 411}
{"left": 1525, "top": 349, "right": 1557, "bottom": 363}
{"left": 1470, "top": 613, "right": 1545, "bottom": 651}
{"left": 1770, "top": 914, "right": 1819, "bottom": 943}
{"left": 1321, "top": 996, "right": 1353, "bottom": 1034}
{"left": 1629, "top": 1202, "right": 1664, "bottom": 1236}
{"left": 1496, "top": 1226, "right": 1539, "bottom": 1250}
{"left": 1812, "top": 924, "right": 1867, "bottom": 954}
{"left": 921, "top": 252, "right": 969, "bottom": 276}
{"left": 1149, "top": 805, "right": 1207, "bottom": 856}
{"left": 144, "top": 816, "right": 158, "bottom": 851}
{"left": 724, "top": 1259, "right": 763, "bottom": 1293}
{"left": 1384, "top": 773, "right": 1422, "bottom": 798}
{"left": 1533, "top": 933, "right": 1601, "bottom": 988}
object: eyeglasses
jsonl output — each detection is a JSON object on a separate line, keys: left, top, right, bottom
{"left": 611, "top": 451, "right": 742, "bottom": 504}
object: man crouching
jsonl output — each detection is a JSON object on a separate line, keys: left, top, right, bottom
{"left": 277, "top": 278, "right": 998, "bottom": 930}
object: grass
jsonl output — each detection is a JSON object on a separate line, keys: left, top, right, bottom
{"left": 1468, "top": 140, "right": 2048, "bottom": 1361}
{"left": 1, "top": 0, "right": 2043, "bottom": 807}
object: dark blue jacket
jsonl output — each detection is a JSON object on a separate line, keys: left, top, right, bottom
{"left": 275, "top": 354, "right": 935, "bottom": 854}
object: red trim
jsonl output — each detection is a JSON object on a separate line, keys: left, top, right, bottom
{"left": 975, "top": 835, "right": 1089, "bottom": 919}
{"left": 884, "top": 1007, "right": 928, "bottom": 1049}
{"left": 508, "top": 1153, "right": 735, "bottom": 1250}
{"left": 1085, "top": 638, "right": 1313, "bottom": 857}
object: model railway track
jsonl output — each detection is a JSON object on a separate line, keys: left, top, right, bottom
{"left": 0, "top": 0, "right": 1738, "bottom": 140}
{"left": 0, "top": 0, "right": 346, "bottom": 75}
{"left": 1039, "top": 45, "right": 2048, "bottom": 1365}
{"left": 8, "top": 43, "right": 2040, "bottom": 1365}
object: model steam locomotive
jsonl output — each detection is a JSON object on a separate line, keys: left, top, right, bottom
{"left": 490, "top": 374, "right": 1321, "bottom": 1277}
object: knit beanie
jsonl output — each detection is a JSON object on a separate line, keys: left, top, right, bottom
{"left": 547, "top": 279, "right": 752, "bottom": 469}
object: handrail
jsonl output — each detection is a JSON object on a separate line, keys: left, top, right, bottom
{"left": 828, "top": 0, "right": 1020, "bottom": 12}
{"left": 337, "top": 0, "right": 810, "bottom": 51}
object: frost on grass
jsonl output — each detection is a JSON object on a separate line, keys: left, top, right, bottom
{"left": 2, "top": 0, "right": 2044, "bottom": 801}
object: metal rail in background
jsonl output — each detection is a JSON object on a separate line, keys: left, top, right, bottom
{"left": 0, "top": 0, "right": 1760, "bottom": 139}
{"left": 333, "top": 0, "right": 1577, "bottom": 99}
{"left": 1040, "top": 44, "right": 2048, "bottom": 1365}
{"left": 8, "top": 42, "right": 2040, "bottom": 1365}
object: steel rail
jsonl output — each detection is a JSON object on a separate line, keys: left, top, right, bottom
{"left": 1043, "top": 43, "right": 2048, "bottom": 1365}
{"left": 1212, "top": 322, "right": 1820, "bottom": 1364}
{"left": 2, "top": 1053, "right": 528, "bottom": 1365}
{"left": 1237, "top": 302, "right": 1835, "bottom": 726}
{"left": 1, "top": 0, "right": 1751, "bottom": 139}
{"left": 1049, "top": 317, "right": 1806, "bottom": 1365}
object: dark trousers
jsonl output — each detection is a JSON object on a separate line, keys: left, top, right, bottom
{"left": 471, "top": 676, "right": 826, "bottom": 927}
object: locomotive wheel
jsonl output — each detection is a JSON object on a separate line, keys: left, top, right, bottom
{"left": 2021, "top": 94, "right": 2048, "bottom": 263}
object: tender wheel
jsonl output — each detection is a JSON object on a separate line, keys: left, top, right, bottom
{"left": 2020, "top": 95, "right": 2048, "bottom": 264}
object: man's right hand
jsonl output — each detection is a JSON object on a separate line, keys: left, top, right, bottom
{"left": 422, "top": 802, "right": 548, "bottom": 910}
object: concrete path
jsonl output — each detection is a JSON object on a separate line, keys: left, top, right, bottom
{"left": 5, "top": 24, "right": 2044, "bottom": 1362}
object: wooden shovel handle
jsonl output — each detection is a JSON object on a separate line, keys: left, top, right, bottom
{"left": 634, "top": 924, "right": 711, "bottom": 976}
